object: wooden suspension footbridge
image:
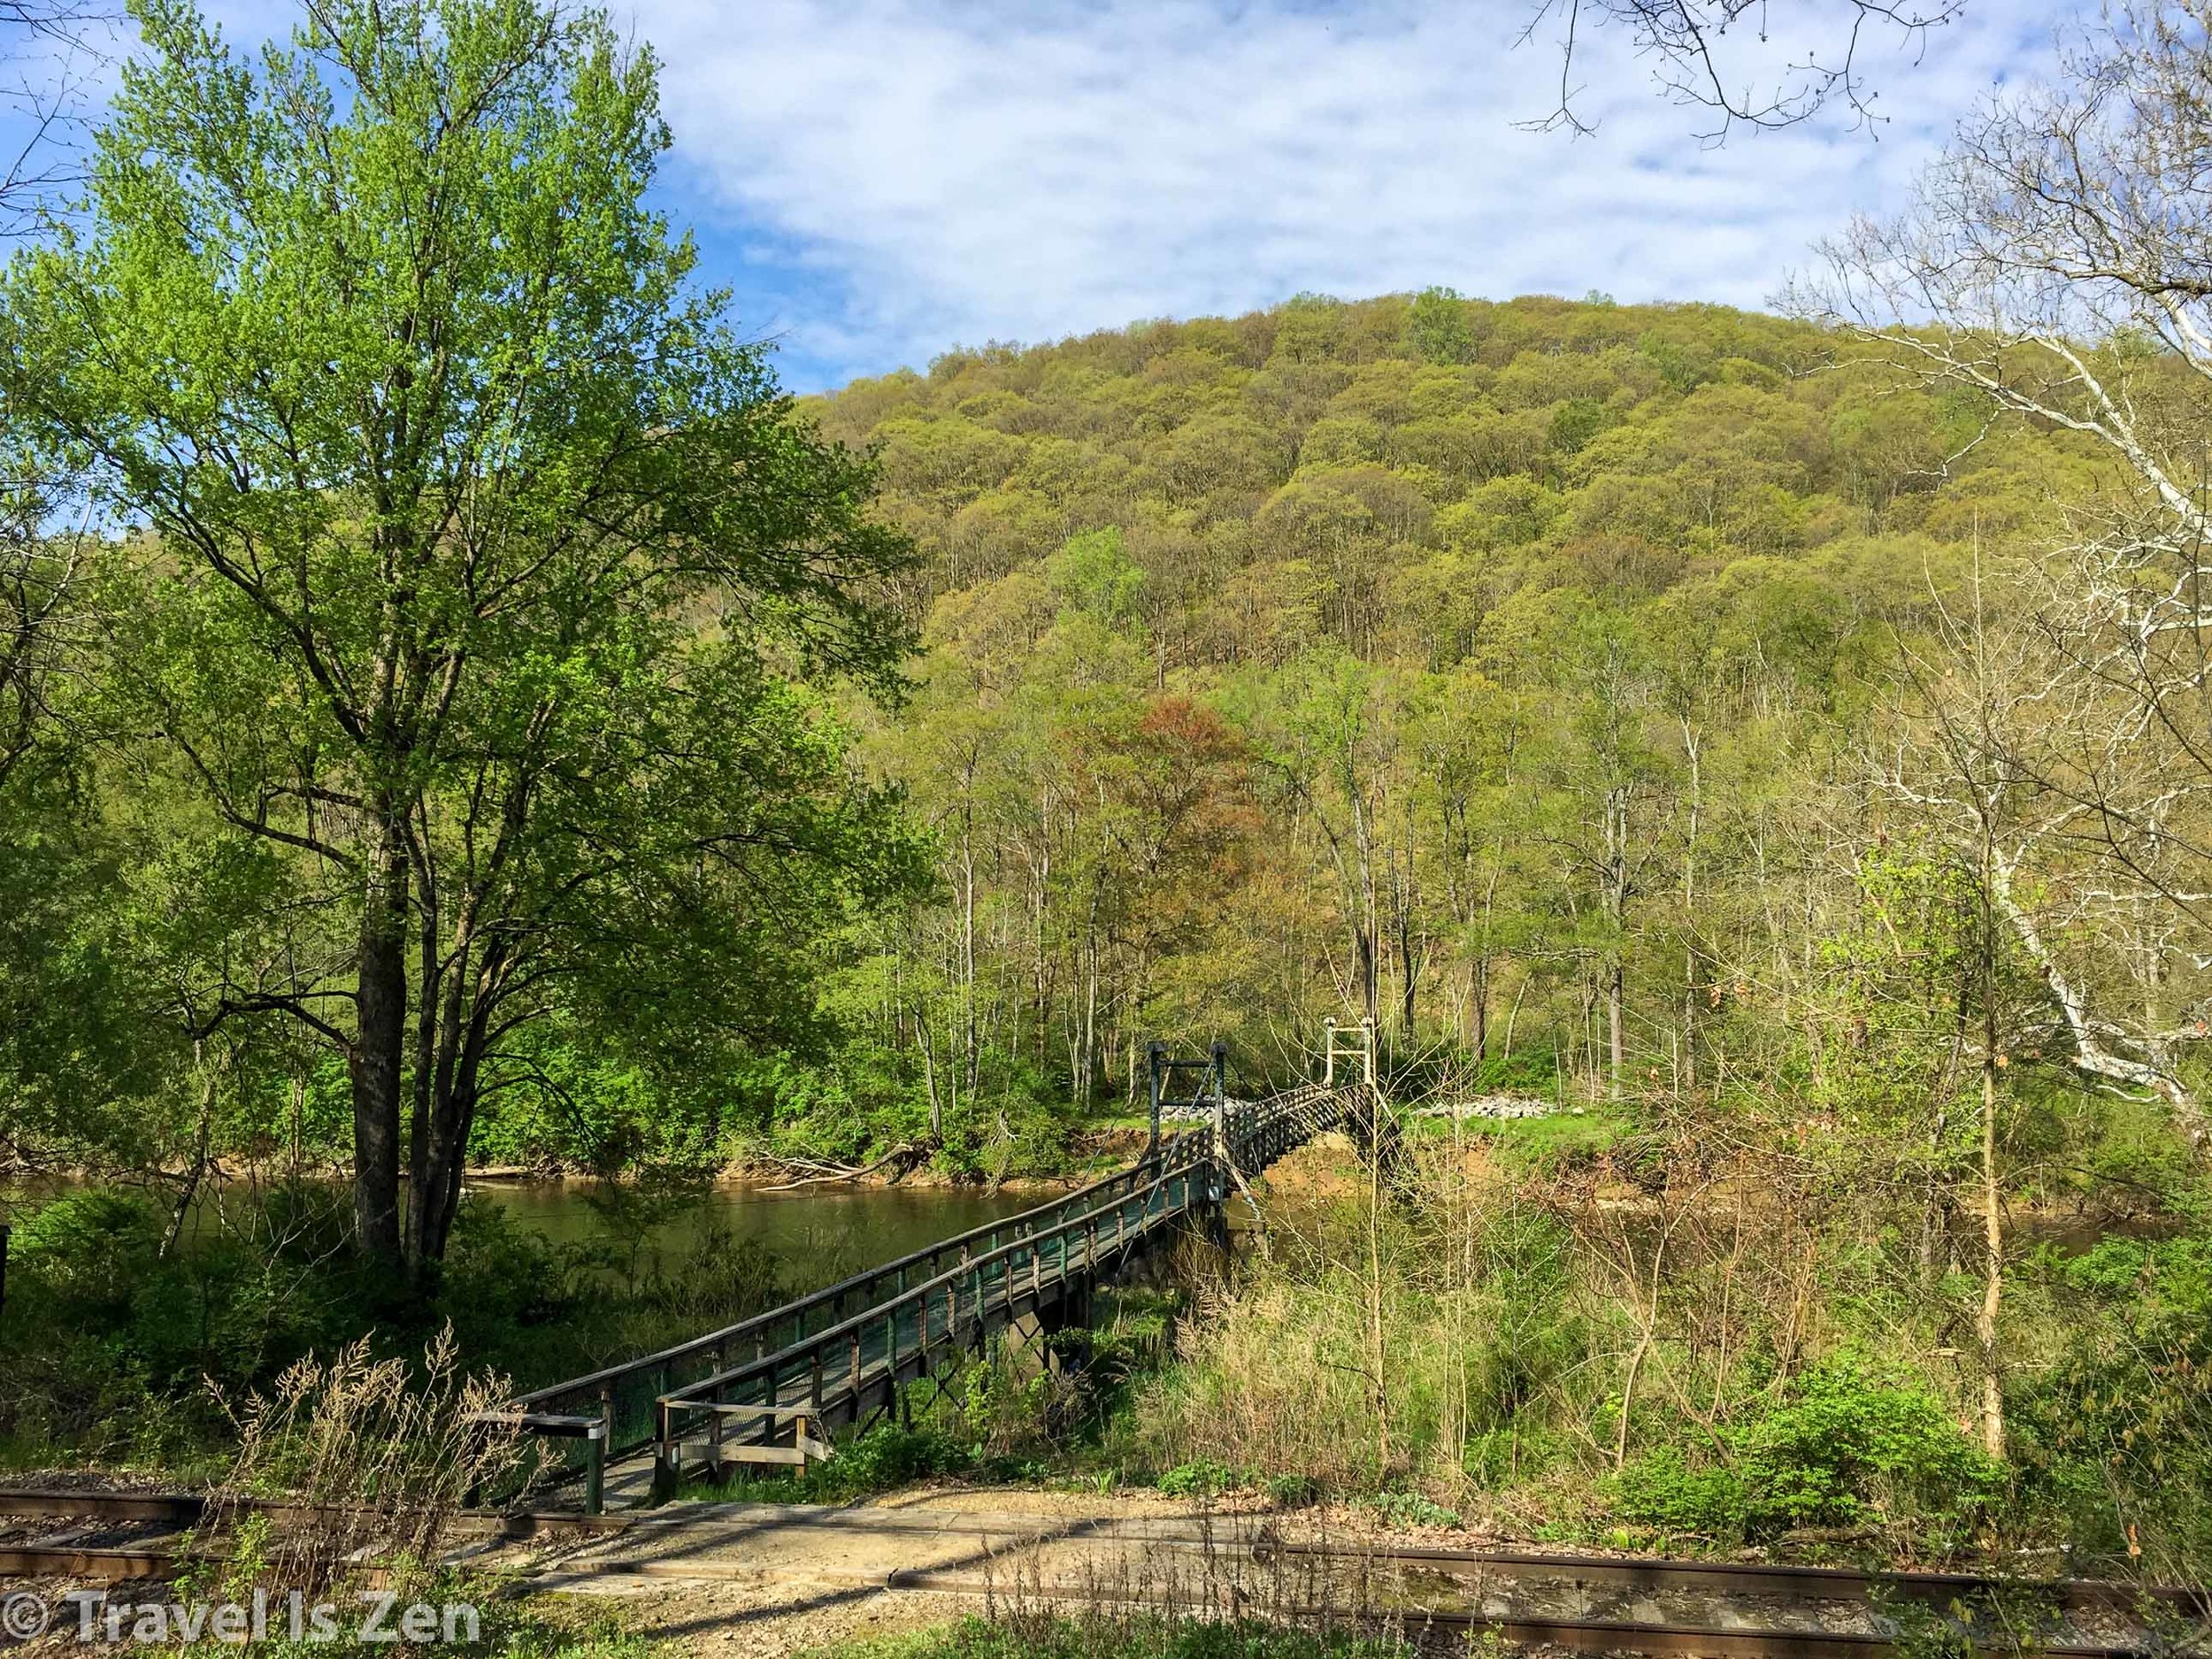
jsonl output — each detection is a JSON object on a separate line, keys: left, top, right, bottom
{"left": 491, "top": 1030, "right": 1383, "bottom": 1512}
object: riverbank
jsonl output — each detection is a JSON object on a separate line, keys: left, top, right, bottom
{"left": 0, "top": 1124, "right": 1202, "bottom": 1196}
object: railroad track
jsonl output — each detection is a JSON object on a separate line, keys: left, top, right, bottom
{"left": 0, "top": 1489, "right": 2198, "bottom": 1657}
{"left": 0, "top": 1488, "right": 615, "bottom": 1540}
{"left": 1255, "top": 1540, "right": 2210, "bottom": 1616}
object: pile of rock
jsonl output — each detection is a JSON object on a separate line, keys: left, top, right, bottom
{"left": 1410, "top": 1095, "right": 1561, "bottom": 1121}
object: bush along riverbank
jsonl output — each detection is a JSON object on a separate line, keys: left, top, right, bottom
{"left": 0, "top": 1184, "right": 792, "bottom": 1472}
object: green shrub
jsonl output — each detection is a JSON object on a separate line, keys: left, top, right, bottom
{"left": 1734, "top": 1361, "right": 2001, "bottom": 1536}
{"left": 1613, "top": 1362, "right": 2001, "bottom": 1543}
{"left": 2014, "top": 1233, "right": 2212, "bottom": 1578}
{"left": 681, "top": 1417, "right": 973, "bottom": 1508}
{"left": 1610, "top": 1445, "right": 1748, "bottom": 1536}
{"left": 11, "top": 1188, "right": 166, "bottom": 1316}
{"left": 1156, "top": 1458, "right": 1240, "bottom": 1497}
{"left": 830, "top": 1422, "right": 966, "bottom": 1495}
{"left": 1363, "top": 1490, "right": 1462, "bottom": 1529}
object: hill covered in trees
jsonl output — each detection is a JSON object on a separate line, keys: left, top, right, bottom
{"left": 680, "top": 288, "right": 2145, "bottom": 1185}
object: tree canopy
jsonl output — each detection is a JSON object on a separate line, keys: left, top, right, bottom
{"left": 0, "top": 0, "right": 919, "bottom": 1269}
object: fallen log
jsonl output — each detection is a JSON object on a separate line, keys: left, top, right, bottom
{"left": 756, "top": 1141, "right": 933, "bottom": 1192}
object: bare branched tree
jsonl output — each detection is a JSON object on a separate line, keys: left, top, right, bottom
{"left": 0, "top": 0, "right": 107, "bottom": 749}
{"left": 1517, "top": 0, "right": 1969, "bottom": 142}
{"left": 0, "top": 465, "right": 87, "bottom": 794}
{"left": 0, "top": 0, "right": 104, "bottom": 234}
{"left": 1798, "top": 2, "right": 2212, "bottom": 1149}
{"left": 1883, "top": 543, "right": 2212, "bottom": 1108}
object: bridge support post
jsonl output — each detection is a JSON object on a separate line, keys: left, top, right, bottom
{"left": 583, "top": 1424, "right": 605, "bottom": 1516}
{"left": 709, "top": 1339, "right": 728, "bottom": 1480}
{"left": 1146, "top": 1041, "right": 1165, "bottom": 1162}
{"left": 650, "top": 1399, "right": 676, "bottom": 1505}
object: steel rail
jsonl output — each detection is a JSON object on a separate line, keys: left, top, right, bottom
{"left": 0, "top": 1544, "right": 175, "bottom": 1582}
{"left": 854, "top": 1578, "right": 2162, "bottom": 1659}
{"left": 1252, "top": 1541, "right": 2208, "bottom": 1614}
{"left": 0, "top": 1490, "right": 618, "bottom": 1541}
{"left": 518, "top": 1558, "right": 2180, "bottom": 1654}
{"left": 1, "top": 1488, "right": 2196, "bottom": 1612}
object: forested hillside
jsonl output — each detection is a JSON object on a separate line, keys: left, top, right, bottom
{"left": 714, "top": 288, "right": 2170, "bottom": 1185}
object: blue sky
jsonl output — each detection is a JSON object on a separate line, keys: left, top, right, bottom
{"left": 10, "top": 0, "right": 2085, "bottom": 392}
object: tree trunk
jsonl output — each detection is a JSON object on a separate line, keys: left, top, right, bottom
{"left": 1603, "top": 782, "right": 1629, "bottom": 1096}
{"left": 1977, "top": 813, "right": 2007, "bottom": 1460}
{"left": 960, "top": 788, "right": 979, "bottom": 1100}
{"left": 1681, "top": 722, "right": 1701, "bottom": 1092}
{"left": 403, "top": 926, "right": 481, "bottom": 1274}
{"left": 1079, "top": 890, "right": 1101, "bottom": 1108}
{"left": 1352, "top": 784, "right": 1380, "bottom": 1027}
{"left": 413, "top": 997, "right": 496, "bottom": 1271}
{"left": 163, "top": 1040, "right": 218, "bottom": 1261}
{"left": 350, "top": 834, "right": 409, "bottom": 1262}
{"left": 1354, "top": 926, "right": 1379, "bottom": 1029}
{"left": 917, "top": 1008, "right": 944, "bottom": 1138}
{"left": 1608, "top": 960, "right": 1626, "bottom": 1091}
{"left": 403, "top": 893, "right": 445, "bottom": 1272}
{"left": 1978, "top": 1048, "right": 2006, "bottom": 1459}
{"left": 1396, "top": 849, "right": 1418, "bottom": 1041}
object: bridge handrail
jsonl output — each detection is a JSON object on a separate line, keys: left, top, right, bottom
{"left": 658, "top": 1123, "right": 1218, "bottom": 1408}
{"left": 511, "top": 1114, "right": 1217, "bottom": 1411}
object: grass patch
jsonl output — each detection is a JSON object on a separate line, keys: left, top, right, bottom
{"left": 1434, "top": 1110, "right": 1634, "bottom": 1171}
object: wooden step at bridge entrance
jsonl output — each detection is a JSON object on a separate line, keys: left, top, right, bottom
{"left": 493, "top": 1035, "right": 1384, "bottom": 1512}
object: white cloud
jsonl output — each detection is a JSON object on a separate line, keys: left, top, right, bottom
{"left": 0, "top": 0, "right": 2085, "bottom": 381}
{"left": 634, "top": 0, "right": 2084, "bottom": 378}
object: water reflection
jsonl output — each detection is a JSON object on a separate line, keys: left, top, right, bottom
{"left": 466, "top": 1178, "right": 1044, "bottom": 1295}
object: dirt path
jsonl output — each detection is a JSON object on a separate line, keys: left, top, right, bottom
{"left": 513, "top": 1489, "right": 1283, "bottom": 1657}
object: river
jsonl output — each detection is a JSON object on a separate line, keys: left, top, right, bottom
{"left": 466, "top": 1177, "right": 1047, "bottom": 1295}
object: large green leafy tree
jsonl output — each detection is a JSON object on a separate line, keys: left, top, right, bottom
{"left": 3, "top": 0, "right": 918, "bottom": 1271}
